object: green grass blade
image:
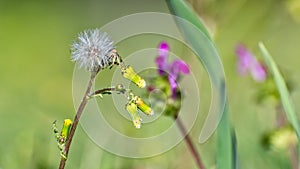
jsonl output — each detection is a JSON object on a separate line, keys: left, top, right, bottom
{"left": 166, "top": 1, "right": 235, "bottom": 169}
{"left": 217, "top": 104, "right": 233, "bottom": 169}
{"left": 258, "top": 42, "right": 300, "bottom": 137}
{"left": 165, "top": 0, "right": 211, "bottom": 41}
{"left": 166, "top": 0, "right": 227, "bottom": 143}
{"left": 232, "top": 127, "right": 238, "bottom": 169}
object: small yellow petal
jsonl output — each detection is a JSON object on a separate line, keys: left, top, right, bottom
{"left": 64, "top": 119, "right": 72, "bottom": 126}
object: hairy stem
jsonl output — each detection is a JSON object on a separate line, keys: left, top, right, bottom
{"left": 59, "top": 71, "right": 98, "bottom": 169}
{"left": 174, "top": 115, "right": 205, "bottom": 169}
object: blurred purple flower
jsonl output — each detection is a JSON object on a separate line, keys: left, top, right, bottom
{"left": 235, "top": 44, "right": 267, "bottom": 82}
{"left": 155, "top": 41, "right": 190, "bottom": 97}
{"left": 155, "top": 42, "right": 169, "bottom": 75}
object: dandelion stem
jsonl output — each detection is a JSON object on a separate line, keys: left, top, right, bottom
{"left": 59, "top": 71, "right": 98, "bottom": 169}
{"left": 174, "top": 114, "right": 205, "bottom": 169}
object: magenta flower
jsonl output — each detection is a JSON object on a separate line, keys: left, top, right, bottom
{"left": 155, "top": 41, "right": 190, "bottom": 97}
{"left": 235, "top": 44, "right": 267, "bottom": 82}
{"left": 155, "top": 42, "right": 169, "bottom": 75}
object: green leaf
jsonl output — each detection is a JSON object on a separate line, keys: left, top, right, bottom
{"left": 231, "top": 129, "right": 238, "bottom": 169}
{"left": 165, "top": 0, "right": 211, "bottom": 40}
{"left": 166, "top": 0, "right": 235, "bottom": 169}
{"left": 166, "top": 0, "right": 226, "bottom": 143}
{"left": 217, "top": 105, "right": 234, "bottom": 169}
{"left": 258, "top": 42, "right": 300, "bottom": 138}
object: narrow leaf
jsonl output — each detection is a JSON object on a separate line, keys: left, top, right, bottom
{"left": 258, "top": 42, "right": 300, "bottom": 138}
{"left": 166, "top": 1, "right": 235, "bottom": 169}
{"left": 217, "top": 104, "right": 234, "bottom": 169}
{"left": 165, "top": 0, "right": 211, "bottom": 40}
{"left": 166, "top": 0, "right": 227, "bottom": 143}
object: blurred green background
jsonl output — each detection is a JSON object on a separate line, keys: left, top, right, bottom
{"left": 1, "top": 0, "right": 300, "bottom": 168}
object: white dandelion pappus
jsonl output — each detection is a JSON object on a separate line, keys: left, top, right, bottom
{"left": 71, "top": 29, "right": 115, "bottom": 71}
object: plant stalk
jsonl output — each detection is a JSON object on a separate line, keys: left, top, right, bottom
{"left": 174, "top": 115, "right": 205, "bottom": 169}
{"left": 59, "top": 71, "right": 98, "bottom": 169}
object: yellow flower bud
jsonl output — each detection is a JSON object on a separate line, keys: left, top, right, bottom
{"left": 61, "top": 119, "right": 72, "bottom": 139}
{"left": 121, "top": 65, "right": 146, "bottom": 88}
{"left": 126, "top": 102, "right": 142, "bottom": 129}
{"left": 135, "top": 96, "right": 154, "bottom": 116}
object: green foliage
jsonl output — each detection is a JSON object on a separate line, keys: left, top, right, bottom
{"left": 165, "top": 0, "right": 234, "bottom": 168}
{"left": 52, "top": 119, "right": 72, "bottom": 159}
{"left": 216, "top": 105, "right": 235, "bottom": 169}
{"left": 259, "top": 43, "right": 300, "bottom": 138}
{"left": 1, "top": 0, "right": 300, "bottom": 168}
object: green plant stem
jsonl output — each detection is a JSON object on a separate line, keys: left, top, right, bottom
{"left": 174, "top": 115, "right": 205, "bottom": 169}
{"left": 59, "top": 71, "right": 98, "bottom": 169}
{"left": 289, "top": 146, "right": 299, "bottom": 169}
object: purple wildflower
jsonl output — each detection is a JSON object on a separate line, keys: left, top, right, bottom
{"left": 155, "top": 41, "right": 190, "bottom": 97}
{"left": 155, "top": 42, "right": 169, "bottom": 75}
{"left": 251, "top": 61, "right": 267, "bottom": 82}
{"left": 235, "top": 44, "right": 267, "bottom": 82}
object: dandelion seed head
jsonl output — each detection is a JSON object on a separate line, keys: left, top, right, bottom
{"left": 71, "top": 29, "right": 115, "bottom": 71}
